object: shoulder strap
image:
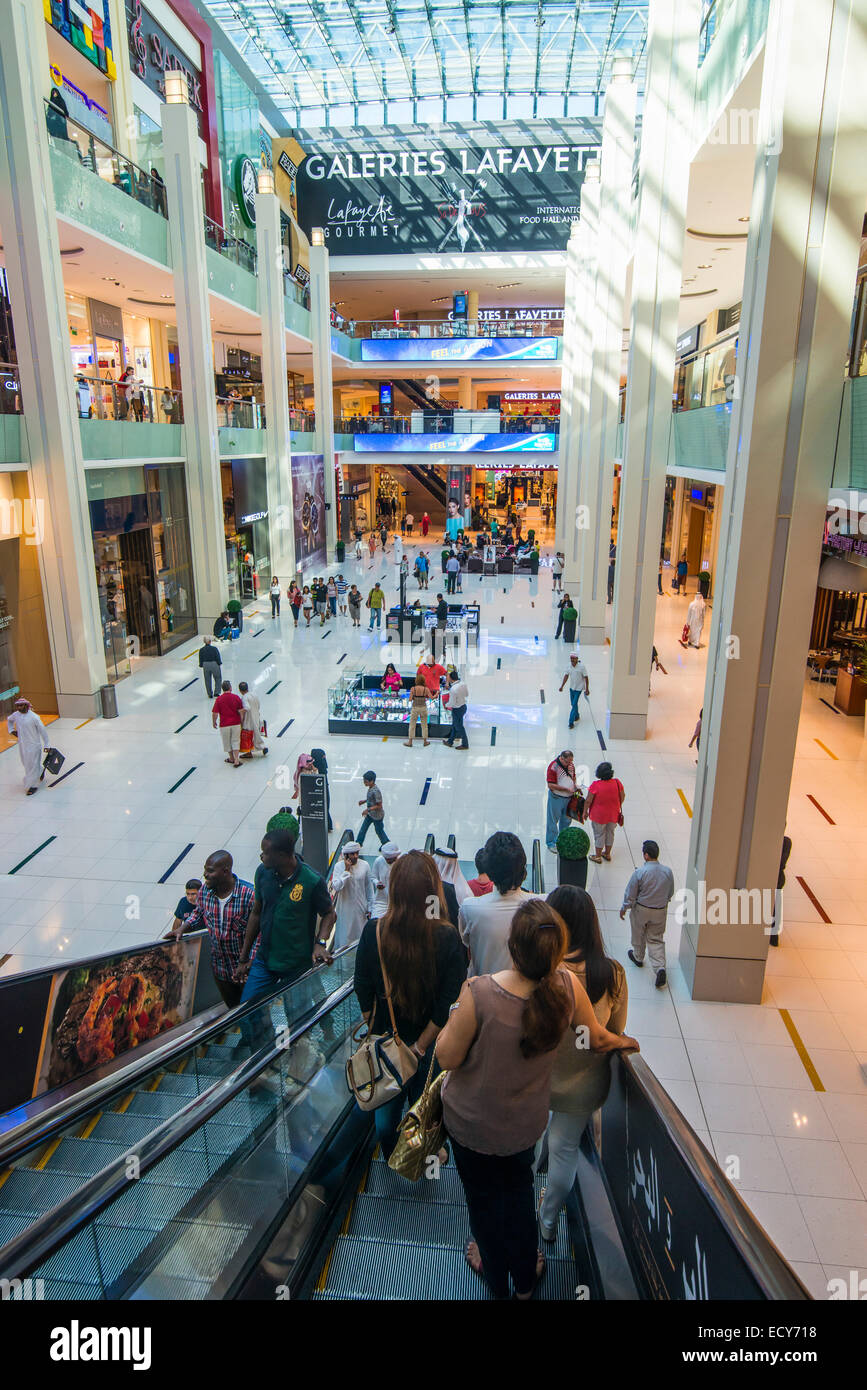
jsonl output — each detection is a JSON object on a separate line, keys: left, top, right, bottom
{"left": 375, "top": 919, "right": 402, "bottom": 1042}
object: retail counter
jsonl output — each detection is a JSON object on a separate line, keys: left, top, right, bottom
{"left": 327, "top": 671, "right": 449, "bottom": 737}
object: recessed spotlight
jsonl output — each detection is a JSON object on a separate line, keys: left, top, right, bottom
{"left": 497, "top": 282, "right": 520, "bottom": 289}
{"left": 737, "top": 216, "right": 750, "bottom": 223}
{"left": 715, "top": 247, "right": 731, "bottom": 252}
{"left": 697, "top": 263, "right": 712, "bottom": 269}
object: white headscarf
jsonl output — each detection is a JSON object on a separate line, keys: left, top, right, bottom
{"left": 434, "top": 848, "right": 472, "bottom": 905}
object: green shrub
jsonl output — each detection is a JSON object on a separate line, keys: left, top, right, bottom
{"left": 562, "top": 605, "right": 578, "bottom": 621}
{"left": 556, "top": 825, "right": 590, "bottom": 859}
{"left": 226, "top": 599, "right": 242, "bottom": 614}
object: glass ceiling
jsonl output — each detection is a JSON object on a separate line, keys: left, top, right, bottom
{"left": 201, "top": 1, "right": 649, "bottom": 127}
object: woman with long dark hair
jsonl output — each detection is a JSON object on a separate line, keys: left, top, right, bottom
{"left": 537, "top": 885, "right": 628, "bottom": 1242}
{"left": 353, "top": 850, "right": 466, "bottom": 1156}
{"left": 437, "top": 898, "right": 637, "bottom": 1300}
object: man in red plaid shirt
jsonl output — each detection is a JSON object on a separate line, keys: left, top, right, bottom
{"left": 174, "top": 851, "right": 255, "bottom": 1007}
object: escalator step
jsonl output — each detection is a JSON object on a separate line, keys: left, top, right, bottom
{"left": 175, "top": 1123, "right": 251, "bottom": 1159}
{"left": 186, "top": 1058, "right": 238, "bottom": 1077}
{"left": 156, "top": 1073, "right": 211, "bottom": 1096}
{"left": 2, "top": 1277, "right": 101, "bottom": 1300}
{"left": 33, "top": 1220, "right": 156, "bottom": 1288}
{"left": 347, "top": 1192, "right": 469, "bottom": 1249}
{"left": 139, "top": 1149, "right": 213, "bottom": 1188}
{"left": 124, "top": 1091, "right": 193, "bottom": 1119}
{"left": 137, "top": 1218, "right": 251, "bottom": 1286}
{"left": 319, "top": 1236, "right": 578, "bottom": 1301}
{"left": 89, "top": 1113, "right": 168, "bottom": 1145}
{"left": 41, "top": 1138, "right": 128, "bottom": 1176}
{"left": 364, "top": 1158, "right": 466, "bottom": 1205}
{"left": 0, "top": 1210, "right": 33, "bottom": 1246}
{"left": 0, "top": 1168, "right": 87, "bottom": 1214}
{"left": 95, "top": 1181, "right": 199, "bottom": 1232}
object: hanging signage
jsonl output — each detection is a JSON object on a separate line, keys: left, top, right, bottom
{"left": 452, "top": 307, "right": 565, "bottom": 325}
{"left": 354, "top": 433, "right": 557, "bottom": 454}
{"left": 676, "top": 325, "right": 701, "bottom": 358}
{"left": 295, "top": 122, "right": 600, "bottom": 254}
{"left": 49, "top": 63, "right": 112, "bottom": 140}
{"left": 278, "top": 151, "right": 298, "bottom": 181}
{"left": 126, "top": 0, "right": 204, "bottom": 132}
{"left": 293, "top": 264, "right": 310, "bottom": 288}
{"left": 503, "top": 390, "right": 562, "bottom": 403}
{"left": 88, "top": 298, "right": 124, "bottom": 341}
{"left": 361, "top": 337, "right": 558, "bottom": 363}
{"left": 233, "top": 155, "right": 257, "bottom": 228}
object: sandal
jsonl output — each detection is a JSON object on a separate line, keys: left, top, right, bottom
{"left": 588, "top": 854, "right": 603, "bottom": 863}
{"left": 515, "top": 1251, "right": 547, "bottom": 1299}
{"left": 464, "top": 1240, "right": 484, "bottom": 1278}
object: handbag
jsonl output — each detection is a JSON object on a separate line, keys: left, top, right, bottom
{"left": 345, "top": 920, "right": 418, "bottom": 1112}
{"left": 567, "top": 791, "right": 585, "bottom": 821}
{"left": 41, "top": 747, "right": 65, "bottom": 778}
{"left": 388, "top": 1051, "right": 447, "bottom": 1182}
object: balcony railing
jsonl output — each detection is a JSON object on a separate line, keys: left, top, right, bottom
{"left": 674, "top": 332, "right": 738, "bottom": 410}
{"left": 699, "top": 0, "right": 736, "bottom": 63}
{"left": 45, "top": 100, "right": 168, "bottom": 218}
{"left": 336, "top": 412, "right": 561, "bottom": 436}
{"left": 284, "top": 276, "right": 310, "bottom": 309}
{"left": 290, "top": 408, "right": 315, "bottom": 431}
{"left": 75, "top": 375, "right": 181, "bottom": 423}
{"left": 215, "top": 396, "right": 265, "bottom": 429}
{"left": 0, "top": 364, "right": 22, "bottom": 415}
{"left": 204, "top": 215, "right": 257, "bottom": 275}
{"left": 341, "top": 317, "right": 564, "bottom": 339}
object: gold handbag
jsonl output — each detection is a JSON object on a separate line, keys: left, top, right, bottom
{"left": 387, "top": 1051, "right": 447, "bottom": 1182}
{"left": 346, "top": 920, "right": 418, "bottom": 1112}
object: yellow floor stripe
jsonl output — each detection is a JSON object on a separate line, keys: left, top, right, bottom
{"left": 78, "top": 1112, "right": 102, "bottom": 1140}
{"left": 34, "top": 1136, "right": 63, "bottom": 1170}
{"left": 676, "top": 788, "right": 693, "bottom": 818}
{"left": 778, "top": 1009, "right": 825, "bottom": 1091}
{"left": 814, "top": 739, "right": 838, "bottom": 760}
{"left": 183, "top": 650, "right": 197, "bottom": 660}
{"left": 115, "top": 1090, "right": 136, "bottom": 1114}
{"left": 74, "top": 718, "right": 93, "bottom": 730}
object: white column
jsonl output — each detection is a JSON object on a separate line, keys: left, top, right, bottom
{"left": 161, "top": 96, "right": 226, "bottom": 627}
{"left": 556, "top": 166, "right": 601, "bottom": 584}
{"left": 681, "top": 0, "right": 867, "bottom": 1002}
{"left": 553, "top": 224, "right": 580, "bottom": 556}
{"left": 578, "top": 66, "right": 637, "bottom": 643}
{"left": 309, "top": 241, "right": 337, "bottom": 554}
{"left": 458, "top": 376, "right": 473, "bottom": 410}
{"left": 607, "top": 0, "right": 701, "bottom": 737}
{"left": 667, "top": 476, "right": 685, "bottom": 567}
{"left": 0, "top": 0, "right": 106, "bottom": 715}
{"left": 706, "top": 483, "right": 722, "bottom": 597}
{"left": 254, "top": 188, "right": 295, "bottom": 579}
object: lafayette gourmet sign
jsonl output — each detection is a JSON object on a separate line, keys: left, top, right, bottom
{"left": 295, "top": 122, "right": 600, "bottom": 255}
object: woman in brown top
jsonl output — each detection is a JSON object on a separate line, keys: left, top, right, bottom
{"left": 437, "top": 899, "right": 638, "bottom": 1300}
{"left": 538, "top": 885, "right": 628, "bottom": 1242}
{"left": 403, "top": 678, "right": 431, "bottom": 747}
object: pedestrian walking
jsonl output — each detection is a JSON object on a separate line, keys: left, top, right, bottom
{"left": 546, "top": 750, "right": 578, "bottom": 851}
{"left": 675, "top": 551, "right": 688, "bottom": 594}
{"left": 368, "top": 531, "right": 377, "bottom": 559}
{"left": 173, "top": 851, "right": 255, "bottom": 1008}
{"left": 443, "top": 668, "right": 469, "bottom": 749}
{"left": 370, "top": 841, "right": 401, "bottom": 918}
{"left": 688, "top": 708, "right": 702, "bottom": 762}
{"left": 367, "top": 581, "right": 384, "bottom": 629}
{"left": 380, "top": 522, "right": 388, "bottom": 550}
{"left": 404, "top": 675, "right": 431, "bottom": 747}
{"left": 390, "top": 496, "right": 397, "bottom": 522}
{"left": 301, "top": 585, "right": 313, "bottom": 626}
{"left": 446, "top": 552, "right": 461, "bottom": 594}
{"left": 416, "top": 550, "right": 429, "bottom": 589}
{"left": 405, "top": 513, "right": 414, "bottom": 536}
{"left": 348, "top": 584, "right": 362, "bottom": 626}
{"left": 681, "top": 591, "right": 706, "bottom": 648}
{"left": 555, "top": 593, "right": 572, "bottom": 640}
{"left": 552, "top": 551, "right": 564, "bottom": 591}
{"left": 355, "top": 534, "right": 364, "bottom": 560}
{"left": 326, "top": 576, "right": 338, "bottom": 617}
{"left": 434, "top": 592, "right": 449, "bottom": 662}
{"left": 212, "top": 680, "right": 244, "bottom": 768}
{"left": 269, "top": 576, "right": 281, "bottom": 618}
{"left": 336, "top": 574, "right": 348, "bottom": 615}
{"left": 585, "top": 762, "right": 625, "bottom": 863}
{"left": 621, "top": 840, "right": 675, "bottom": 989}
{"left": 315, "top": 577, "right": 329, "bottom": 626}
{"left": 357, "top": 769, "right": 389, "bottom": 846}
{"left": 6, "top": 696, "right": 49, "bottom": 795}
{"left": 559, "top": 652, "right": 589, "bottom": 729}
{"left": 289, "top": 585, "right": 303, "bottom": 627}
{"left": 238, "top": 681, "right": 268, "bottom": 758}
{"left": 198, "top": 635, "right": 222, "bottom": 697}
{"left": 331, "top": 842, "right": 374, "bottom": 948}
{"left": 421, "top": 511, "right": 430, "bottom": 537}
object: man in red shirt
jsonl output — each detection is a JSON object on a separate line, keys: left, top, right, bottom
{"left": 416, "top": 655, "right": 447, "bottom": 695}
{"left": 212, "top": 680, "right": 245, "bottom": 767}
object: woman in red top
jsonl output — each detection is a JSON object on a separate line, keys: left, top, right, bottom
{"left": 584, "top": 762, "right": 625, "bottom": 863}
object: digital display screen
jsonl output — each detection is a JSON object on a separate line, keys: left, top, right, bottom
{"left": 360, "top": 337, "right": 559, "bottom": 363}
{"left": 353, "top": 433, "right": 557, "bottom": 454}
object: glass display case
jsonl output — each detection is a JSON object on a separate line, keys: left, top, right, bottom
{"left": 327, "top": 669, "right": 447, "bottom": 736}
{"left": 423, "top": 603, "right": 480, "bottom": 646}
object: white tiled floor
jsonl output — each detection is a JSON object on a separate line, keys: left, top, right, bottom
{"left": 2, "top": 535, "right": 866, "bottom": 1295}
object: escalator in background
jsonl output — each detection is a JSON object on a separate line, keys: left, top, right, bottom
{"left": 403, "top": 463, "right": 448, "bottom": 508}
{"left": 394, "top": 378, "right": 452, "bottom": 414}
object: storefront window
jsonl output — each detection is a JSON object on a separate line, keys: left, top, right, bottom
{"left": 122, "top": 313, "right": 154, "bottom": 387}
{"left": 220, "top": 458, "right": 269, "bottom": 599}
{"left": 0, "top": 473, "right": 59, "bottom": 746}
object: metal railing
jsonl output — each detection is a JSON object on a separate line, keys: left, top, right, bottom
{"left": 336, "top": 412, "right": 560, "bottom": 436}
{"left": 698, "top": 0, "right": 735, "bottom": 63}
{"left": 674, "top": 331, "right": 738, "bottom": 410}
{"left": 74, "top": 374, "right": 182, "bottom": 423}
{"left": 344, "top": 317, "right": 564, "bottom": 339}
{"left": 0, "top": 363, "right": 22, "bottom": 414}
{"left": 204, "top": 214, "right": 257, "bottom": 275}
{"left": 284, "top": 275, "right": 310, "bottom": 309}
{"left": 215, "top": 395, "right": 266, "bottom": 429}
{"left": 290, "top": 407, "right": 316, "bottom": 431}
{"left": 45, "top": 99, "right": 168, "bottom": 218}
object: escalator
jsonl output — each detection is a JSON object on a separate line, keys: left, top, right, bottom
{"left": 394, "top": 377, "right": 452, "bottom": 414}
{"left": 403, "top": 463, "right": 448, "bottom": 507}
{"left": 0, "top": 834, "right": 809, "bottom": 1302}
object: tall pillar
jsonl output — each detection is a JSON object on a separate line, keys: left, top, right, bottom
{"left": 467, "top": 290, "right": 479, "bottom": 335}
{"left": 681, "top": 0, "right": 867, "bottom": 1002}
{"left": 607, "top": 0, "right": 701, "bottom": 737}
{"left": 0, "top": 0, "right": 106, "bottom": 716}
{"left": 706, "top": 482, "right": 722, "bottom": 597}
{"left": 458, "top": 376, "right": 473, "bottom": 410}
{"left": 161, "top": 94, "right": 226, "bottom": 627}
{"left": 309, "top": 240, "right": 337, "bottom": 553}
{"left": 667, "top": 476, "right": 685, "bottom": 567}
{"left": 556, "top": 166, "right": 601, "bottom": 576}
{"left": 255, "top": 187, "right": 295, "bottom": 579}
{"left": 578, "top": 65, "right": 637, "bottom": 643}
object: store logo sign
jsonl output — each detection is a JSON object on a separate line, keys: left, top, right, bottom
{"left": 278, "top": 152, "right": 298, "bottom": 181}
{"left": 127, "top": 0, "right": 203, "bottom": 114}
{"left": 240, "top": 510, "right": 268, "bottom": 524}
{"left": 234, "top": 156, "right": 257, "bottom": 228}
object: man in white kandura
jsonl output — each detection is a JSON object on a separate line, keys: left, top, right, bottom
{"left": 6, "top": 696, "right": 50, "bottom": 795}
{"left": 331, "top": 842, "right": 374, "bottom": 948}
{"left": 683, "top": 592, "right": 707, "bottom": 649}
{"left": 371, "top": 842, "right": 401, "bottom": 919}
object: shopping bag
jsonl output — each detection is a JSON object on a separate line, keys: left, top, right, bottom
{"left": 239, "top": 728, "right": 254, "bottom": 754}
{"left": 260, "top": 719, "right": 268, "bottom": 738}
{"left": 681, "top": 623, "right": 690, "bottom": 644}
{"left": 42, "top": 747, "right": 65, "bottom": 777}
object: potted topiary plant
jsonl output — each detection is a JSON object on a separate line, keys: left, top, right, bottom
{"left": 561, "top": 603, "right": 578, "bottom": 643}
{"left": 528, "top": 547, "right": 540, "bottom": 576}
{"left": 698, "top": 570, "right": 711, "bottom": 599}
{"left": 556, "top": 825, "right": 590, "bottom": 888}
{"left": 226, "top": 598, "right": 243, "bottom": 632}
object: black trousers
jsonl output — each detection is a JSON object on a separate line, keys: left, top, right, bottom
{"left": 445, "top": 703, "right": 468, "bottom": 748}
{"left": 449, "top": 1137, "right": 538, "bottom": 1299}
{"left": 214, "top": 974, "right": 243, "bottom": 1009}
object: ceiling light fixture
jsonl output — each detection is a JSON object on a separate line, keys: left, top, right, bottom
{"left": 738, "top": 216, "right": 750, "bottom": 223}
{"left": 697, "top": 263, "right": 712, "bottom": 269}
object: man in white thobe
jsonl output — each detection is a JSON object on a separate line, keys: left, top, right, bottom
{"left": 331, "top": 842, "right": 374, "bottom": 948}
{"left": 7, "top": 697, "right": 49, "bottom": 795}
{"left": 685, "top": 593, "right": 706, "bottom": 648}
{"left": 371, "top": 842, "right": 400, "bottom": 919}
{"left": 238, "top": 681, "right": 267, "bottom": 757}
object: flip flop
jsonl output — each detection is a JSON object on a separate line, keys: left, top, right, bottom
{"left": 464, "top": 1240, "right": 484, "bottom": 1278}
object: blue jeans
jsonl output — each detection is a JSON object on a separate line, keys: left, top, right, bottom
{"left": 329, "top": 596, "right": 337, "bottom": 615}
{"left": 546, "top": 791, "right": 571, "bottom": 849}
{"left": 369, "top": 607, "right": 381, "bottom": 628}
{"left": 357, "top": 813, "right": 388, "bottom": 846}
{"left": 239, "top": 957, "right": 307, "bottom": 1051}
{"left": 568, "top": 689, "right": 581, "bottom": 726}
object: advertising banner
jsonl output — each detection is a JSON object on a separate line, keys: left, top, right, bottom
{"left": 361, "top": 337, "right": 558, "bottom": 364}
{"left": 353, "top": 433, "right": 557, "bottom": 454}
{"left": 292, "top": 453, "right": 326, "bottom": 570}
{"left": 295, "top": 122, "right": 600, "bottom": 254}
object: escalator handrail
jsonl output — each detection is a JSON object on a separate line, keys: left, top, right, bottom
{"left": 615, "top": 1054, "right": 810, "bottom": 1300}
{"left": 0, "top": 943, "right": 357, "bottom": 1169}
{"left": 423, "top": 832, "right": 435, "bottom": 854}
{"left": 531, "top": 838, "right": 544, "bottom": 895}
{"left": 0, "top": 976, "right": 357, "bottom": 1284}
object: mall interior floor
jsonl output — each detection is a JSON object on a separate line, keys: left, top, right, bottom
{"left": 0, "top": 533, "right": 865, "bottom": 1297}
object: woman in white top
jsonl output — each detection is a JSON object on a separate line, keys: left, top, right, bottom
{"left": 269, "top": 577, "right": 281, "bottom": 618}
